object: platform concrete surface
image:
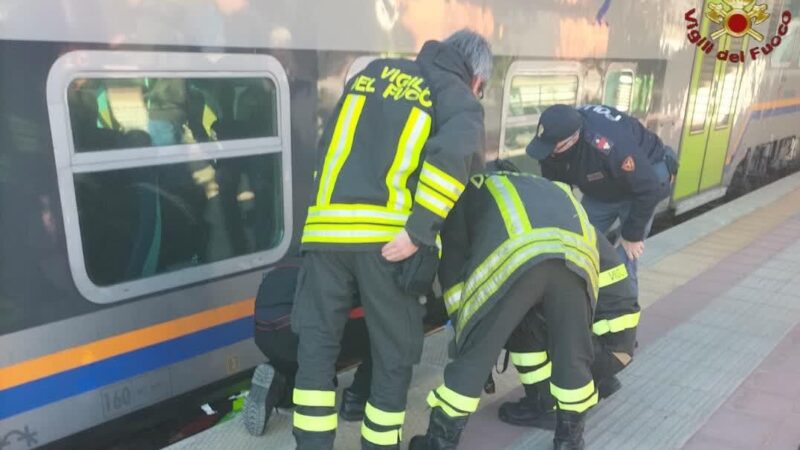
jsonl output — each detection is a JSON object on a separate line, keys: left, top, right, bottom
{"left": 164, "top": 172, "right": 800, "bottom": 450}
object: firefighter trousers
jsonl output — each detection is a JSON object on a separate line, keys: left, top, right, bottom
{"left": 505, "top": 312, "right": 636, "bottom": 390}
{"left": 428, "top": 260, "right": 597, "bottom": 420}
{"left": 291, "top": 251, "right": 426, "bottom": 449}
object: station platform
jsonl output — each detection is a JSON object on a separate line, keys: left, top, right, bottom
{"left": 165, "top": 172, "right": 800, "bottom": 450}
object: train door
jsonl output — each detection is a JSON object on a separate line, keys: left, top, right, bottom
{"left": 498, "top": 61, "right": 583, "bottom": 174}
{"left": 674, "top": 5, "right": 747, "bottom": 201}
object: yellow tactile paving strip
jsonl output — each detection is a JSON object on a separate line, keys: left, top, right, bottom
{"left": 639, "top": 187, "right": 800, "bottom": 310}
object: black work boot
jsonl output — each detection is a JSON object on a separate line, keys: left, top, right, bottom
{"left": 409, "top": 408, "right": 469, "bottom": 450}
{"left": 339, "top": 387, "right": 369, "bottom": 421}
{"left": 553, "top": 410, "right": 585, "bottom": 450}
{"left": 498, "top": 382, "right": 556, "bottom": 429}
{"left": 597, "top": 375, "right": 622, "bottom": 400}
{"left": 243, "top": 363, "right": 287, "bottom": 436}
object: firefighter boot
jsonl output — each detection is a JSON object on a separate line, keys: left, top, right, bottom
{"left": 498, "top": 381, "right": 556, "bottom": 429}
{"left": 553, "top": 410, "right": 585, "bottom": 450}
{"left": 597, "top": 375, "right": 622, "bottom": 400}
{"left": 339, "top": 387, "right": 369, "bottom": 421}
{"left": 408, "top": 408, "right": 469, "bottom": 450}
{"left": 243, "top": 363, "right": 287, "bottom": 436}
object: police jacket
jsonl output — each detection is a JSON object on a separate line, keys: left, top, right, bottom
{"left": 538, "top": 105, "right": 671, "bottom": 242}
{"left": 439, "top": 171, "right": 599, "bottom": 348}
{"left": 595, "top": 234, "right": 640, "bottom": 344}
{"left": 301, "top": 41, "right": 485, "bottom": 251}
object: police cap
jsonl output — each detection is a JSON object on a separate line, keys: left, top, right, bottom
{"left": 525, "top": 104, "right": 583, "bottom": 160}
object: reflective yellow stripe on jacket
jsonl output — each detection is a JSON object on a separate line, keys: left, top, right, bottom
{"left": 593, "top": 311, "right": 640, "bottom": 336}
{"left": 456, "top": 231, "right": 599, "bottom": 337}
{"left": 444, "top": 282, "right": 464, "bottom": 316}
{"left": 414, "top": 162, "right": 465, "bottom": 218}
{"left": 386, "top": 108, "right": 431, "bottom": 211}
{"left": 456, "top": 175, "right": 599, "bottom": 338}
{"left": 304, "top": 99, "right": 438, "bottom": 245}
{"left": 301, "top": 204, "right": 410, "bottom": 245}
{"left": 316, "top": 94, "right": 366, "bottom": 206}
{"left": 598, "top": 263, "right": 628, "bottom": 288}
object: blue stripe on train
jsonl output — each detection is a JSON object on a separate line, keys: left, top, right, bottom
{"left": 751, "top": 103, "right": 800, "bottom": 120}
{"left": 0, "top": 316, "right": 253, "bottom": 420}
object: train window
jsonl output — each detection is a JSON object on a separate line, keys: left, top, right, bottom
{"left": 689, "top": 53, "right": 718, "bottom": 133}
{"left": 629, "top": 73, "right": 654, "bottom": 117}
{"left": 772, "top": 1, "right": 800, "bottom": 68}
{"left": 74, "top": 153, "right": 283, "bottom": 287}
{"left": 68, "top": 77, "right": 278, "bottom": 152}
{"left": 502, "top": 73, "right": 579, "bottom": 156}
{"left": 716, "top": 37, "right": 744, "bottom": 128}
{"left": 47, "top": 51, "right": 293, "bottom": 304}
{"left": 603, "top": 69, "right": 635, "bottom": 112}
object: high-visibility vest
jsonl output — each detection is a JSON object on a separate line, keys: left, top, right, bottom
{"left": 439, "top": 172, "right": 600, "bottom": 343}
{"left": 301, "top": 57, "right": 478, "bottom": 251}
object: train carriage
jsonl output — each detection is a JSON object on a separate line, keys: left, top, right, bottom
{"left": 1, "top": 0, "right": 799, "bottom": 447}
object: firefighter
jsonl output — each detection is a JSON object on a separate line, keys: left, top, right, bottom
{"left": 498, "top": 231, "right": 640, "bottom": 429}
{"left": 526, "top": 104, "right": 678, "bottom": 293}
{"left": 410, "top": 162, "right": 600, "bottom": 450}
{"left": 291, "top": 29, "right": 491, "bottom": 450}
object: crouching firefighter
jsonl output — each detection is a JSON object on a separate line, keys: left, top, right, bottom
{"left": 498, "top": 231, "right": 640, "bottom": 429}
{"left": 410, "top": 162, "right": 600, "bottom": 450}
{"left": 291, "top": 29, "right": 491, "bottom": 450}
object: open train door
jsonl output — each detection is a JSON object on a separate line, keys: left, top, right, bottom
{"left": 673, "top": 1, "right": 748, "bottom": 211}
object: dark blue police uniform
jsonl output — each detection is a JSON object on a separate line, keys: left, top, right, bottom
{"left": 526, "top": 104, "right": 677, "bottom": 292}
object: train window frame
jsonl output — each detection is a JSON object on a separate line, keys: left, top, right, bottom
{"left": 770, "top": 0, "right": 800, "bottom": 69}
{"left": 345, "top": 54, "right": 414, "bottom": 85}
{"left": 46, "top": 50, "right": 293, "bottom": 304}
{"left": 498, "top": 60, "right": 583, "bottom": 158}
{"left": 345, "top": 56, "right": 380, "bottom": 85}
{"left": 715, "top": 37, "right": 745, "bottom": 130}
{"left": 603, "top": 63, "right": 636, "bottom": 113}
{"left": 689, "top": 49, "right": 719, "bottom": 135}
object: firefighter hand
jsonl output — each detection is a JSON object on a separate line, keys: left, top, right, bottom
{"left": 382, "top": 230, "right": 419, "bottom": 262}
{"left": 621, "top": 239, "right": 644, "bottom": 260}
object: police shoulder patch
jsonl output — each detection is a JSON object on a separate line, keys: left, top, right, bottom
{"left": 621, "top": 156, "right": 635, "bottom": 172}
{"left": 585, "top": 132, "right": 614, "bottom": 155}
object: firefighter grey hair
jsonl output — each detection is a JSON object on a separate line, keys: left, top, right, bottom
{"left": 443, "top": 29, "right": 493, "bottom": 82}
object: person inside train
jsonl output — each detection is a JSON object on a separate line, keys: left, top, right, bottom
{"left": 145, "top": 78, "right": 188, "bottom": 146}
{"left": 290, "top": 29, "right": 490, "bottom": 450}
{"left": 243, "top": 261, "right": 374, "bottom": 436}
{"left": 526, "top": 104, "right": 679, "bottom": 293}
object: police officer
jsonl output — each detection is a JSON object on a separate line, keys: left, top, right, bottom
{"left": 410, "top": 163, "right": 600, "bottom": 450}
{"left": 498, "top": 231, "right": 640, "bottom": 429}
{"left": 292, "top": 29, "right": 491, "bottom": 450}
{"left": 526, "top": 104, "right": 678, "bottom": 292}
